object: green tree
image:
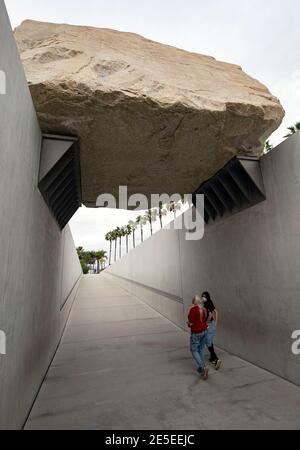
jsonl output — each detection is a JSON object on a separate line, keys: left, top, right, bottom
{"left": 115, "top": 227, "right": 123, "bottom": 259}
{"left": 169, "top": 201, "right": 182, "bottom": 220}
{"left": 76, "top": 247, "right": 84, "bottom": 261}
{"left": 123, "top": 225, "right": 132, "bottom": 254}
{"left": 112, "top": 230, "right": 118, "bottom": 262}
{"left": 144, "top": 209, "right": 158, "bottom": 236}
{"left": 284, "top": 121, "right": 300, "bottom": 138}
{"left": 81, "top": 262, "right": 89, "bottom": 274}
{"left": 98, "top": 250, "right": 107, "bottom": 271}
{"left": 88, "top": 251, "right": 97, "bottom": 273}
{"left": 100, "top": 255, "right": 107, "bottom": 271}
{"left": 136, "top": 215, "right": 146, "bottom": 243}
{"left": 158, "top": 202, "right": 168, "bottom": 229}
{"left": 77, "top": 247, "right": 106, "bottom": 274}
{"left": 77, "top": 247, "right": 90, "bottom": 274}
{"left": 264, "top": 140, "right": 273, "bottom": 153}
{"left": 105, "top": 232, "right": 113, "bottom": 266}
{"left": 95, "top": 250, "right": 107, "bottom": 273}
{"left": 128, "top": 220, "right": 138, "bottom": 249}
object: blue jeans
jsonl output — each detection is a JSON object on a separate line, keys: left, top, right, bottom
{"left": 190, "top": 331, "right": 207, "bottom": 370}
{"left": 206, "top": 321, "right": 217, "bottom": 348}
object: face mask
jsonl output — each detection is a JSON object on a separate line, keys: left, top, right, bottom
{"left": 202, "top": 297, "right": 207, "bottom": 303}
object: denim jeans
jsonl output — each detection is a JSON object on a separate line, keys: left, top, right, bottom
{"left": 190, "top": 331, "right": 207, "bottom": 370}
{"left": 206, "top": 321, "right": 217, "bottom": 348}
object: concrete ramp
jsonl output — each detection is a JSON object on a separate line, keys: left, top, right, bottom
{"left": 105, "top": 133, "right": 300, "bottom": 387}
{"left": 25, "top": 275, "right": 300, "bottom": 430}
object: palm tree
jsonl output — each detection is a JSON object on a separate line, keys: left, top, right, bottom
{"left": 111, "top": 230, "right": 118, "bottom": 262}
{"left": 169, "top": 201, "right": 182, "bottom": 220}
{"left": 145, "top": 209, "right": 158, "bottom": 236}
{"left": 128, "top": 220, "right": 137, "bottom": 249}
{"left": 122, "top": 226, "right": 129, "bottom": 256}
{"left": 88, "top": 251, "right": 97, "bottom": 273}
{"left": 136, "top": 215, "right": 146, "bottom": 243}
{"left": 95, "top": 250, "right": 107, "bottom": 273}
{"left": 144, "top": 211, "right": 151, "bottom": 236}
{"left": 105, "top": 232, "right": 113, "bottom": 266}
{"left": 98, "top": 250, "right": 107, "bottom": 271}
{"left": 158, "top": 202, "right": 168, "bottom": 229}
{"left": 95, "top": 251, "right": 100, "bottom": 273}
{"left": 123, "top": 225, "right": 132, "bottom": 254}
{"left": 100, "top": 255, "right": 107, "bottom": 271}
{"left": 119, "top": 226, "right": 126, "bottom": 257}
{"left": 284, "top": 122, "right": 300, "bottom": 138}
{"left": 77, "top": 247, "right": 89, "bottom": 274}
{"left": 264, "top": 140, "right": 273, "bottom": 153}
{"left": 76, "top": 247, "right": 84, "bottom": 261}
{"left": 115, "top": 227, "right": 123, "bottom": 259}
{"left": 152, "top": 208, "right": 158, "bottom": 226}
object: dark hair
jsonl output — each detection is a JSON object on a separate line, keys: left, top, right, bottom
{"left": 201, "top": 292, "right": 212, "bottom": 302}
{"left": 201, "top": 292, "right": 215, "bottom": 311}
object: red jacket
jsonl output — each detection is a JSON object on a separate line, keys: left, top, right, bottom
{"left": 188, "top": 306, "right": 208, "bottom": 334}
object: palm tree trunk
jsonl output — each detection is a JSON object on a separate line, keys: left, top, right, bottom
{"left": 150, "top": 219, "right": 153, "bottom": 236}
{"left": 119, "top": 238, "right": 122, "bottom": 259}
{"left": 109, "top": 241, "right": 112, "bottom": 266}
{"left": 114, "top": 241, "right": 117, "bottom": 262}
{"left": 159, "top": 213, "right": 163, "bottom": 229}
{"left": 141, "top": 226, "right": 143, "bottom": 243}
{"left": 126, "top": 235, "right": 129, "bottom": 253}
{"left": 133, "top": 230, "right": 136, "bottom": 249}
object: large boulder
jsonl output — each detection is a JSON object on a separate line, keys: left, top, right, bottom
{"left": 14, "top": 20, "right": 284, "bottom": 207}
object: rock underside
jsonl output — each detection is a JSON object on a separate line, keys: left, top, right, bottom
{"left": 14, "top": 20, "right": 284, "bottom": 207}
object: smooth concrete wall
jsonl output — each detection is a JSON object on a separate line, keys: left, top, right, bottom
{"left": 104, "top": 272, "right": 185, "bottom": 329}
{"left": 0, "top": 2, "right": 82, "bottom": 429}
{"left": 59, "top": 227, "right": 83, "bottom": 334}
{"left": 106, "top": 133, "right": 300, "bottom": 386}
{"left": 104, "top": 227, "right": 185, "bottom": 328}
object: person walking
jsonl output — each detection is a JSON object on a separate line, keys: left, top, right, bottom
{"left": 187, "top": 296, "right": 209, "bottom": 380}
{"left": 202, "top": 292, "right": 221, "bottom": 370}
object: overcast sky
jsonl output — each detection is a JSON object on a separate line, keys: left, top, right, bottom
{"left": 5, "top": 0, "right": 300, "bottom": 253}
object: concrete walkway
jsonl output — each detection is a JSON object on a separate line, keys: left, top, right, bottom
{"left": 25, "top": 275, "right": 300, "bottom": 430}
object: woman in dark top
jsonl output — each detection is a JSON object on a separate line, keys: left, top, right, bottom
{"left": 202, "top": 292, "right": 221, "bottom": 370}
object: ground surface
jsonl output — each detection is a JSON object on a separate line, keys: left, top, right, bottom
{"left": 25, "top": 275, "right": 300, "bottom": 430}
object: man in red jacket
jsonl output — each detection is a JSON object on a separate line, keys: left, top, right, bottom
{"left": 187, "top": 296, "right": 209, "bottom": 380}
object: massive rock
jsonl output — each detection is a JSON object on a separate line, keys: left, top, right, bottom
{"left": 14, "top": 20, "right": 284, "bottom": 207}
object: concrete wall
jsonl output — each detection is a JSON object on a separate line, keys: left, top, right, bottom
{"left": 0, "top": 2, "right": 82, "bottom": 429}
{"left": 105, "top": 226, "right": 185, "bottom": 327}
{"left": 106, "top": 133, "right": 300, "bottom": 386}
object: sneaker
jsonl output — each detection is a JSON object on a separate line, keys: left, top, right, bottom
{"left": 214, "top": 359, "right": 222, "bottom": 370}
{"left": 202, "top": 367, "right": 209, "bottom": 380}
{"left": 197, "top": 368, "right": 203, "bottom": 375}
